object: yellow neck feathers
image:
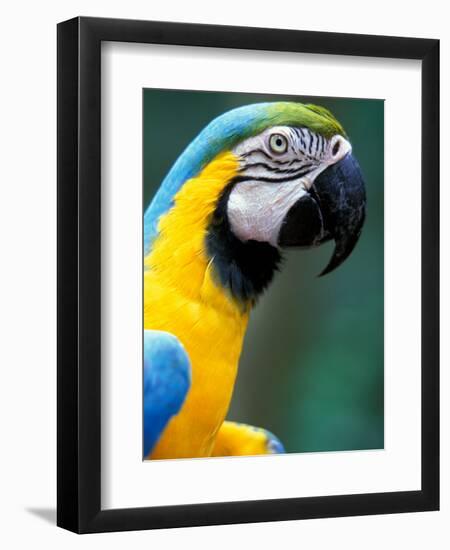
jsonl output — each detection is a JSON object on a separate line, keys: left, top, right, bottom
{"left": 144, "top": 151, "right": 250, "bottom": 458}
{"left": 145, "top": 151, "right": 248, "bottom": 317}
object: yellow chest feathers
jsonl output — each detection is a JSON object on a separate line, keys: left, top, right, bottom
{"left": 144, "top": 152, "right": 250, "bottom": 458}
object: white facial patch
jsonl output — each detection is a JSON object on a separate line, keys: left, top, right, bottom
{"left": 227, "top": 126, "right": 351, "bottom": 246}
{"left": 227, "top": 178, "right": 308, "bottom": 246}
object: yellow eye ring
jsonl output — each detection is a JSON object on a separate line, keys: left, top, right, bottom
{"left": 269, "top": 133, "right": 288, "bottom": 154}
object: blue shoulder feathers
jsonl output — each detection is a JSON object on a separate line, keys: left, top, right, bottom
{"left": 143, "top": 330, "right": 191, "bottom": 457}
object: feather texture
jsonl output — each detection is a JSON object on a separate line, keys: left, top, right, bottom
{"left": 143, "top": 330, "right": 191, "bottom": 457}
{"left": 144, "top": 152, "right": 250, "bottom": 458}
{"left": 211, "top": 421, "right": 285, "bottom": 456}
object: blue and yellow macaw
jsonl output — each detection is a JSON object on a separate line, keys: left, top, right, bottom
{"left": 143, "top": 102, "right": 366, "bottom": 459}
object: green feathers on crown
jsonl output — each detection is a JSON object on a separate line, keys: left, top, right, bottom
{"left": 204, "top": 101, "right": 346, "bottom": 167}
{"left": 265, "top": 102, "right": 346, "bottom": 139}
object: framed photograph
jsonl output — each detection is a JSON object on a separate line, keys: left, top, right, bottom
{"left": 57, "top": 16, "right": 439, "bottom": 533}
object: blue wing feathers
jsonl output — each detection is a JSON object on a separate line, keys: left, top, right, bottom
{"left": 264, "top": 429, "right": 286, "bottom": 454}
{"left": 143, "top": 330, "right": 191, "bottom": 457}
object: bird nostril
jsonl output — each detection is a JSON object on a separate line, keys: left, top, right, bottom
{"left": 332, "top": 140, "right": 340, "bottom": 157}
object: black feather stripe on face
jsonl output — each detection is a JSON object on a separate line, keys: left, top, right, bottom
{"left": 205, "top": 176, "right": 282, "bottom": 306}
{"left": 236, "top": 127, "right": 327, "bottom": 185}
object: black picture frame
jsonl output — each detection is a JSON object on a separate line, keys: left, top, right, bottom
{"left": 57, "top": 16, "right": 439, "bottom": 533}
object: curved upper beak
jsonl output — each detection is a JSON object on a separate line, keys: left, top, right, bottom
{"left": 277, "top": 153, "right": 366, "bottom": 276}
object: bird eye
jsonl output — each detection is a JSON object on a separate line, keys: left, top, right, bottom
{"left": 269, "top": 133, "right": 288, "bottom": 154}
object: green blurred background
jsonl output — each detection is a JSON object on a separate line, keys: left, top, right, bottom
{"left": 143, "top": 89, "right": 384, "bottom": 454}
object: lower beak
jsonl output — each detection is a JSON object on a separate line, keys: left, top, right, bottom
{"left": 277, "top": 153, "right": 366, "bottom": 276}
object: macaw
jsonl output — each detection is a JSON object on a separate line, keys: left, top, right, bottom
{"left": 143, "top": 102, "right": 366, "bottom": 459}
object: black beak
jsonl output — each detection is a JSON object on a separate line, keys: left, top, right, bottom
{"left": 277, "top": 153, "right": 366, "bottom": 276}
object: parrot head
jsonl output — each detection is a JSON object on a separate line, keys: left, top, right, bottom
{"left": 145, "top": 101, "right": 366, "bottom": 304}
{"left": 216, "top": 106, "right": 365, "bottom": 277}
